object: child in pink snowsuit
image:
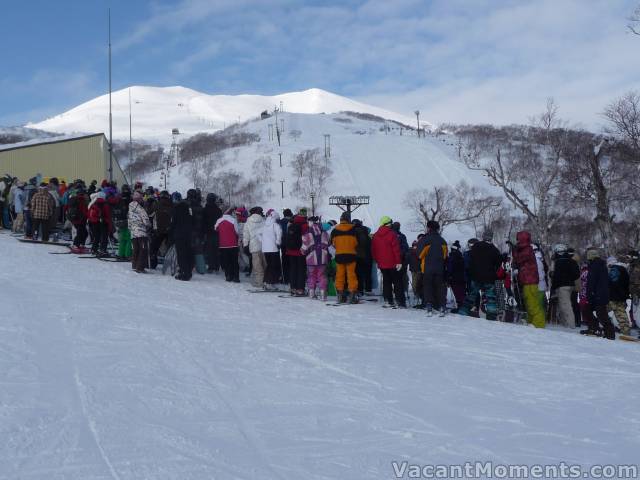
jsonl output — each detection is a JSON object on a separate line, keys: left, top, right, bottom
{"left": 301, "top": 218, "right": 330, "bottom": 299}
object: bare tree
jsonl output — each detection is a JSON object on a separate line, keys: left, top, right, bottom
{"left": 629, "top": 4, "right": 640, "bottom": 35}
{"left": 290, "top": 148, "right": 333, "bottom": 202}
{"left": 404, "top": 180, "right": 502, "bottom": 233}
{"left": 252, "top": 156, "right": 273, "bottom": 184}
{"left": 603, "top": 91, "right": 640, "bottom": 155}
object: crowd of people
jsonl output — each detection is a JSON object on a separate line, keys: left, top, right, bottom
{"left": 1, "top": 173, "right": 639, "bottom": 341}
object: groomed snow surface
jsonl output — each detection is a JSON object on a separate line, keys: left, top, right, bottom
{"left": 2, "top": 233, "right": 639, "bottom": 480}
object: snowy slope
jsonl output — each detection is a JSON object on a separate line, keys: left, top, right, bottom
{"left": 26, "top": 86, "right": 420, "bottom": 143}
{"left": 145, "top": 111, "right": 483, "bottom": 235}
{"left": 1, "top": 234, "right": 639, "bottom": 479}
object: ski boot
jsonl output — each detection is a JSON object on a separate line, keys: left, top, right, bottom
{"left": 311, "top": 289, "right": 318, "bottom": 300}
{"left": 426, "top": 304, "right": 434, "bottom": 317}
{"left": 349, "top": 292, "right": 359, "bottom": 304}
{"left": 319, "top": 289, "right": 327, "bottom": 301}
{"left": 336, "top": 290, "right": 345, "bottom": 304}
{"left": 439, "top": 307, "right": 446, "bottom": 317}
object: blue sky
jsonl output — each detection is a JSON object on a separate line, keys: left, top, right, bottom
{"left": 1, "top": 0, "right": 639, "bottom": 128}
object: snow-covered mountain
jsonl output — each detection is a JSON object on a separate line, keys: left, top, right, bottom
{"left": 27, "top": 86, "right": 421, "bottom": 143}
{"left": 143, "top": 111, "right": 484, "bottom": 234}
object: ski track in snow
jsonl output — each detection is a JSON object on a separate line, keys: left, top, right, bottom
{"left": 2, "top": 235, "right": 640, "bottom": 479}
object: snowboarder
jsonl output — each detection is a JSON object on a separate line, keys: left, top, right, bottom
{"left": 582, "top": 248, "right": 615, "bottom": 339}
{"left": 458, "top": 230, "right": 502, "bottom": 320}
{"left": 550, "top": 244, "right": 580, "bottom": 328}
{"left": 511, "top": 231, "right": 545, "bottom": 328}
{"left": 416, "top": 220, "right": 448, "bottom": 316}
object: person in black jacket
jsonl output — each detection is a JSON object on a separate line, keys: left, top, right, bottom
{"left": 278, "top": 209, "right": 293, "bottom": 284}
{"left": 352, "top": 219, "right": 373, "bottom": 296}
{"left": 458, "top": 231, "right": 502, "bottom": 320}
{"left": 203, "top": 193, "right": 223, "bottom": 273}
{"left": 187, "top": 189, "right": 205, "bottom": 271}
{"left": 608, "top": 257, "right": 631, "bottom": 336}
{"left": 149, "top": 191, "right": 173, "bottom": 269}
{"left": 416, "top": 220, "right": 448, "bottom": 316}
{"left": 447, "top": 240, "right": 466, "bottom": 312}
{"left": 550, "top": 244, "right": 580, "bottom": 328}
{"left": 392, "top": 222, "right": 410, "bottom": 302}
{"left": 582, "top": 248, "right": 615, "bottom": 339}
{"left": 170, "top": 200, "right": 193, "bottom": 281}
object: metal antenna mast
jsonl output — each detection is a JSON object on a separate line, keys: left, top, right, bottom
{"left": 128, "top": 87, "right": 132, "bottom": 184}
{"left": 108, "top": 8, "right": 113, "bottom": 182}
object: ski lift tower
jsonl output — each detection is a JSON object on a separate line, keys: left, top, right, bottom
{"left": 169, "top": 128, "right": 180, "bottom": 166}
{"left": 329, "top": 195, "right": 370, "bottom": 220}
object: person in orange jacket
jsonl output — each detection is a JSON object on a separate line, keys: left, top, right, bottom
{"left": 330, "top": 212, "right": 359, "bottom": 303}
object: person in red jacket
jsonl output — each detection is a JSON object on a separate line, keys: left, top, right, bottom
{"left": 87, "top": 192, "right": 113, "bottom": 256}
{"left": 285, "top": 208, "right": 310, "bottom": 295}
{"left": 511, "top": 231, "right": 544, "bottom": 328}
{"left": 67, "top": 188, "right": 89, "bottom": 253}
{"left": 215, "top": 208, "right": 240, "bottom": 282}
{"left": 372, "top": 216, "right": 406, "bottom": 308}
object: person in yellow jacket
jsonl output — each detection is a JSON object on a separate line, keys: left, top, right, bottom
{"left": 330, "top": 212, "right": 359, "bottom": 303}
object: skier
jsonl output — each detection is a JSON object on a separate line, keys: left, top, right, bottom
{"left": 446, "top": 240, "right": 466, "bottom": 313}
{"left": 511, "top": 231, "right": 545, "bottom": 328}
{"left": 87, "top": 191, "right": 112, "bottom": 256}
{"left": 203, "top": 193, "right": 222, "bottom": 273}
{"left": 301, "top": 216, "right": 331, "bottom": 300}
{"left": 371, "top": 216, "right": 405, "bottom": 308}
{"left": 278, "top": 208, "right": 293, "bottom": 284}
{"left": 11, "top": 181, "right": 25, "bottom": 233}
{"left": 128, "top": 191, "right": 151, "bottom": 273}
{"left": 352, "top": 219, "right": 373, "bottom": 296}
{"left": 416, "top": 220, "right": 448, "bottom": 316}
{"left": 243, "top": 207, "right": 266, "bottom": 288}
{"left": 67, "top": 186, "right": 89, "bottom": 253}
{"left": 408, "top": 237, "right": 425, "bottom": 307}
{"left": 22, "top": 177, "right": 37, "bottom": 239}
{"left": 550, "top": 244, "right": 580, "bottom": 328}
{"left": 581, "top": 248, "right": 615, "bottom": 339}
{"left": 627, "top": 250, "right": 640, "bottom": 331}
{"left": 115, "top": 184, "right": 133, "bottom": 259}
{"left": 30, "top": 183, "right": 55, "bottom": 242}
{"left": 261, "top": 209, "right": 283, "bottom": 290}
{"left": 215, "top": 208, "right": 240, "bottom": 282}
{"left": 170, "top": 198, "right": 194, "bottom": 281}
{"left": 458, "top": 230, "right": 501, "bottom": 320}
{"left": 392, "top": 221, "right": 410, "bottom": 303}
{"left": 330, "top": 211, "right": 359, "bottom": 303}
{"left": 285, "top": 208, "right": 309, "bottom": 296}
{"left": 607, "top": 256, "right": 631, "bottom": 336}
{"left": 149, "top": 191, "right": 173, "bottom": 269}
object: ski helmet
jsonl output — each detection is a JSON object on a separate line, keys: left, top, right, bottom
{"left": 553, "top": 243, "right": 568, "bottom": 255}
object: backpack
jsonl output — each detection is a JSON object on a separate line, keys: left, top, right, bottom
{"left": 286, "top": 222, "right": 303, "bottom": 250}
{"left": 67, "top": 196, "right": 81, "bottom": 223}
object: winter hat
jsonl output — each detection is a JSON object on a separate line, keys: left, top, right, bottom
{"left": 379, "top": 215, "right": 393, "bottom": 227}
{"left": 298, "top": 207, "right": 308, "bottom": 217}
{"left": 308, "top": 216, "right": 320, "bottom": 223}
{"left": 266, "top": 208, "right": 274, "bottom": 217}
{"left": 426, "top": 220, "right": 440, "bottom": 232}
{"left": 482, "top": 230, "right": 493, "bottom": 242}
{"left": 586, "top": 248, "right": 601, "bottom": 261}
{"left": 132, "top": 191, "right": 144, "bottom": 203}
{"left": 467, "top": 238, "right": 479, "bottom": 248}
{"left": 451, "top": 240, "right": 461, "bottom": 251}
{"left": 101, "top": 179, "right": 109, "bottom": 188}
{"left": 340, "top": 211, "right": 351, "bottom": 222}
{"left": 553, "top": 243, "right": 568, "bottom": 255}
{"left": 283, "top": 208, "right": 293, "bottom": 218}
{"left": 606, "top": 256, "right": 617, "bottom": 266}
{"left": 392, "top": 221, "right": 401, "bottom": 232}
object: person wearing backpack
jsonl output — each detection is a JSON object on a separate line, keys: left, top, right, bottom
{"left": 87, "top": 191, "right": 112, "bottom": 256}
{"left": 286, "top": 208, "right": 309, "bottom": 295}
{"left": 149, "top": 191, "right": 173, "bottom": 269}
{"left": 301, "top": 216, "right": 331, "bottom": 300}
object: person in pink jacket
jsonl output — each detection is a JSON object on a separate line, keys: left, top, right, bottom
{"left": 301, "top": 216, "right": 330, "bottom": 300}
{"left": 215, "top": 208, "right": 240, "bottom": 282}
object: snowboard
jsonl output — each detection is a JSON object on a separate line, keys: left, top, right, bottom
{"left": 49, "top": 251, "right": 72, "bottom": 255}
{"left": 247, "top": 289, "right": 289, "bottom": 293}
{"left": 18, "top": 238, "right": 71, "bottom": 247}
{"left": 98, "top": 256, "right": 130, "bottom": 263}
{"left": 278, "top": 294, "right": 307, "bottom": 299}
{"left": 619, "top": 335, "right": 640, "bottom": 343}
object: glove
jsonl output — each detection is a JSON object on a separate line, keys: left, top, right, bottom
{"left": 395, "top": 264, "right": 402, "bottom": 271}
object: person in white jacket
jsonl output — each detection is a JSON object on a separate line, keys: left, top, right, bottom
{"left": 128, "top": 191, "right": 151, "bottom": 273}
{"left": 243, "top": 207, "right": 266, "bottom": 287}
{"left": 262, "top": 209, "right": 283, "bottom": 289}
